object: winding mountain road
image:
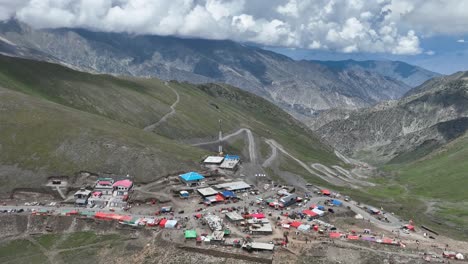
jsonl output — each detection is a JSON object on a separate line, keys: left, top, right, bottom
{"left": 143, "top": 82, "right": 180, "bottom": 131}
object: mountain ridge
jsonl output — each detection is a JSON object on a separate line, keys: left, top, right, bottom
{"left": 0, "top": 19, "right": 439, "bottom": 118}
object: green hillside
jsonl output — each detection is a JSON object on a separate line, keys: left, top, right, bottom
{"left": 352, "top": 133, "right": 468, "bottom": 239}
{"left": 0, "top": 87, "right": 203, "bottom": 194}
{"left": 0, "top": 55, "right": 339, "bottom": 194}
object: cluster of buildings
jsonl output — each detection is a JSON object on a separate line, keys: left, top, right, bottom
{"left": 202, "top": 155, "right": 241, "bottom": 170}
{"left": 178, "top": 171, "right": 252, "bottom": 205}
{"left": 74, "top": 178, "right": 133, "bottom": 209}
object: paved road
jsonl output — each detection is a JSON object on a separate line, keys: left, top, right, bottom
{"left": 143, "top": 82, "right": 180, "bottom": 131}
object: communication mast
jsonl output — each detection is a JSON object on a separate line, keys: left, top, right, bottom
{"left": 218, "top": 119, "right": 223, "bottom": 154}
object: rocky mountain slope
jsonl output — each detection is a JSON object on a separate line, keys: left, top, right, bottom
{"left": 0, "top": 20, "right": 436, "bottom": 118}
{"left": 311, "top": 59, "right": 440, "bottom": 87}
{"left": 316, "top": 72, "right": 468, "bottom": 164}
{"left": 0, "top": 54, "right": 339, "bottom": 195}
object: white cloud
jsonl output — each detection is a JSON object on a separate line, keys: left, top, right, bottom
{"left": 425, "top": 50, "right": 435, "bottom": 55}
{"left": 457, "top": 39, "right": 465, "bottom": 43}
{"left": 1, "top": 0, "right": 466, "bottom": 55}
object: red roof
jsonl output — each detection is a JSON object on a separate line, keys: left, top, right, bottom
{"left": 159, "top": 219, "right": 168, "bottom": 227}
{"left": 329, "top": 232, "right": 341, "bottom": 238}
{"left": 251, "top": 213, "right": 265, "bottom": 219}
{"left": 98, "top": 181, "right": 112, "bottom": 186}
{"left": 405, "top": 224, "right": 415, "bottom": 231}
{"left": 215, "top": 194, "right": 225, "bottom": 202}
{"left": 302, "top": 209, "right": 318, "bottom": 217}
{"left": 347, "top": 235, "right": 359, "bottom": 240}
{"left": 120, "top": 215, "right": 132, "bottom": 221}
{"left": 113, "top": 179, "right": 133, "bottom": 188}
{"left": 290, "top": 221, "right": 302, "bottom": 228}
{"left": 95, "top": 212, "right": 108, "bottom": 219}
{"left": 321, "top": 189, "right": 331, "bottom": 195}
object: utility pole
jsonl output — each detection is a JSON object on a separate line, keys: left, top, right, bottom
{"left": 218, "top": 119, "right": 223, "bottom": 154}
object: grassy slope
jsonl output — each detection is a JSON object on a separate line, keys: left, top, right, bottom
{"left": 0, "top": 55, "right": 339, "bottom": 193}
{"left": 0, "top": 87, "right": 204, "bottom": 193}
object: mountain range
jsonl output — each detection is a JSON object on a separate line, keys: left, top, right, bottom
{"left": 0, "top": 19, "right": 440, "bottom": 119}
{"left": 316, "top": 71, "right": 468, "bottom": 164}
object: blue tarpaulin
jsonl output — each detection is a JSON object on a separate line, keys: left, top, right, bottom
{"left": 221, "top": 190, "right": 236, "bottom": 198}
{"left": 225, "top": 155, "right": 240, "bottom": 160}
{"left": 331, "top": 200, "right": 342, "bottom": 206}
{"left": 179, "top": 172, "right": 204, "bottom": 182}
{"left": 317, "top": 205, "right": 325, "bottom": 210}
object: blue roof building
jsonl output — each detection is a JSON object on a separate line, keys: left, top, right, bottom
{"left": 221, "top": 190, "right": 236, "bottom": 198}
{"left": 179, "top": 172, "right": 205, "bottom": 186}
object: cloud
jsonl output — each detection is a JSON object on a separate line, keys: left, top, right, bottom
{"left": 457, "top": 39, "right": 465, "bottom": 43}
{"left": 425, "top": 50, "right": 435, "bottom": 56}
{"left": 1, "top": 0, "right": 465, "bottom": 55}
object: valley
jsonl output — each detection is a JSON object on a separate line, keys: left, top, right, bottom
{"left": 0, "top": 20, "right": 466, "bottom": 263}
{"left": 0, "top": 53, "right": 467, "bottom": 263}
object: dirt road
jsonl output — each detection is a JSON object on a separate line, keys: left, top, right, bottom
{"left": 144, "top": 82, "right": 180, "bottom": 131}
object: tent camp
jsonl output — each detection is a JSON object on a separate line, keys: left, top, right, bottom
{"left": 185, "top": 230, "right": 197, "bottom": 239}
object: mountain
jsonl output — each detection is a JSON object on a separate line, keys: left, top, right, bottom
{"left": 316, "top": 72, "right": 468, "bottom": 164}
{"left": 0, "top": 20, "right": 434, "bottom": 118}
{"left": 311, "top": 59, "right": 441, "bottom": 87}
{"left": 0, "top": 54, "right": 340, "bottom": 195}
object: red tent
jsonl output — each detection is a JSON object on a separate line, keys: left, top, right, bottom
{"left": 329, "top": 232, "right": 341, "bottom": 238}
{"left": 290, "top": 221, "right": 302, "bottom": 228}
{"left": 309, "top": 204, "right": 317, "bottom": 209}
{"left": 347, "top": 235, "right": 359, "bottom": 240}
{"left": 313, "top": 225, "right": 319, "bottom": 231}
{"left": 159, "top": 219, "right": 168, "bottom": 227}
{"left": 251, "top": 213, "right": 265, "bottom": 219}
{"left": 321, "top": 189, "right": 331, "bottom": 195}
{"left": 404, "top": 224, "right": 415, "bottom": 231}
{"left": 302, "top": 209, "right": 318, "bottom": 217}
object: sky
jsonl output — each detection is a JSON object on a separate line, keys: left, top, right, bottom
{"left": 0, "top": 0, "right": 467, "bottom": 73}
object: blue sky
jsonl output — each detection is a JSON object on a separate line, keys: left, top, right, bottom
{"left": 266, "top": 35, "right": 468, "bottom": 74}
